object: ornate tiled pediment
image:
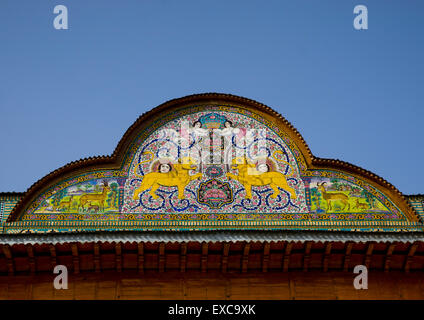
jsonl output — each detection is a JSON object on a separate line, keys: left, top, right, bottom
{"left": 5, "top": 94, "right": 421, "bottom": 233}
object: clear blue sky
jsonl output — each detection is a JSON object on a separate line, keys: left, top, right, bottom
{"left": 0, "top": 0, "right": 423, "bottom": 195}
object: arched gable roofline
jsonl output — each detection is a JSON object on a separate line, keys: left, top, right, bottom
{"left": 7, "top": 93, "right": 420, "bottom": 222}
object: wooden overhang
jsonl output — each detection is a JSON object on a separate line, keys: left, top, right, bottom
{"left": 1, "top": 233, "right": 424, "bottom": 276}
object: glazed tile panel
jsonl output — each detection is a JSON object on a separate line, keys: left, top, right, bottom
{"left": 122, "top": 111, "right": 308, "bottom": 214}
{"left": 23, "top": 107, "right": 407, "bottom": 226}
{"left": 408, "top": 196, "right": 424, "bottom": 220}
{"left": 0, "top": 196, "right": 22, "bottom": 226}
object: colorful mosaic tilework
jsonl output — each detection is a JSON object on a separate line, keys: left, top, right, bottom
{"left": 0, "top": 202, "right": 3, "bottom": 225}
{"left": 408, "top": 196, "right": 424, "bottom": 221}
{"left": 0, "top": 195, "right": 22, "bottom": 225}
{"left": 17, "top": 107, "right": 409, "bottom": 230}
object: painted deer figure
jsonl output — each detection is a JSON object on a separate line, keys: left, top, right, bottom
{"left": 316, "top": 182, "right": 350, "bottom": 212}
{"left": 78, "top": 180, "right": 110, "bottom": 212}
{"left": 87, "top": 203, "right": 100, "bottom": 213}
{"left": 354, "top": 198, "right": 369, "bottom": 210}
{"left": 57, "top": 195, "right": 74, "bottom": 211}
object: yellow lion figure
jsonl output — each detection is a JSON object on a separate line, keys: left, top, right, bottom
{"left": 133, "top": 157, "right": 202, "bottom": 200}
{"left": 226, "top": 157, "right": 297, "bottom": 200}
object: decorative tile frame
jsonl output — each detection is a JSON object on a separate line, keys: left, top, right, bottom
{"left": 5, "top": 94, "right": 421, "bottom": 233}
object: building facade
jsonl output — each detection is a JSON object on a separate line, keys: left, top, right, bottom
{"left": 0, "top": 93, "right": 423, "bottom": 299}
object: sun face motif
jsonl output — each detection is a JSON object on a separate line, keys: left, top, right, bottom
{"left": 158, "top": 163, "right": 171, "bottom": 173}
